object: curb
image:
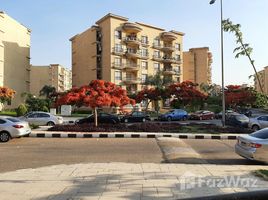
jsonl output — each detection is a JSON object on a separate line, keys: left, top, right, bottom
{"left": 28, "top": 131, "right": 246, "bottom": 140}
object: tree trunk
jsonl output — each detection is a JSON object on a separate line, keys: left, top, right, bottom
{"left": 94, "top": 107, "right": 98, "bottom": 127}
{"left": 145, "top": 99, "right": 152, "bottom": 111}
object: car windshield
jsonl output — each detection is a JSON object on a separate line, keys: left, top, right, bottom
{"left": 6, "top": 118, "right": 21, "bottom": 123}
{"left": 166, "top": 110, "right": 174, "bottom": 114}
{"left": 250, "top": 129, "right": 268, "bottom": 139}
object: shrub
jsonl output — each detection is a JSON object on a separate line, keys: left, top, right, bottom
{"left": 16, "top": 104, "right": 28, "bottom": 116}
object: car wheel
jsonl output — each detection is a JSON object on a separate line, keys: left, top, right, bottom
{"left": 183, "top": 116, "right": 187, "bottom": 121}
{"left": 167, "top": 117, "right": 172, "bottom": 121}
{"left": 124, "top": 119, "right": 128, "bottom": 123}
{"left": 0, "top": 132, "right": 10, "bottom": 142}
{"left": 252, "top": 125, "right": 260, "bottom": 131}
{"left": 142, "top": 118, "right": 146, "bottom": 122}
{"left": 47, "top": 121, "right": 55, "bottom": 126}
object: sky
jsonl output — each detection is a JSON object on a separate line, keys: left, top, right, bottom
{"left": 1, "top": 0, "right": 268, "bottom": 86}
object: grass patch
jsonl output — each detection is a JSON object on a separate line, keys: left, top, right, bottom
{"left": 29, "top": 124, "right": 40, "bottom": 129}
{"left": 0, "top": 111, "right": 17, "bottom": 117}
{"left": 255, "top": 170, "right": 268, "bottom": 181}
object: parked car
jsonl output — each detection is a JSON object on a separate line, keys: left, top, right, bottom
{"left": 215, "top": 110, "right": 236, "bottom": 119}
{"left": 225, "top": 114, "right": 249, "bottom": 128}
{"left": 236, "top": 107, "right": 253, "bottom": 117}
{"left": 75, "top": 113, "right": 120, "bottom": 124}
{"left": 249, "top": 115, "right": 268, "bottom": 131}
{"left": 158, "top": 109, "right": 188, "bottom": 121}
{"left": 0, "top": 117, "right": 31, "bottom": 142}
{"left": 235, "top": 128, "right": 268, "bottom": 163}
{"left": 121, "top": 111, "right": 150, "bottom": 123}
{"left": 189, "top": 110, "right": 215, "bottom": 120}
{"left": 20, "top": 112, "right": 63, "bottom": 126}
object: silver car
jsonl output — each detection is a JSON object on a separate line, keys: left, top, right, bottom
{"left": 235, "top": 128, "right": 268, "bottom": 163}
{"left": 20, "top": 112, "right": 63, "bottom": 126}
{"left": 249, "top": 115, "right": 268, "bottom": 131}
{"left": 0, "top": 117, "right": 31, "bottom": 142}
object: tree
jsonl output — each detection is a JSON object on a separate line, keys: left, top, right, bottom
{"left": 225, "top": 85, "right": 256, "bottom": 108}
{"left": 39, "top": 85, "right": 56, "bottom": 99}
{"left": 144, "top": 71, "right": 173, "bottom": 89}
{"left": 222, "top": 19, "right": 263, "bottom": 93}
{"left": 168, "top": 81, "right": 207, "bottom": 108}
{"left": 56, "top": 80, "right": 135, "bottom": 126}
{"left": 0, "top": 87, "right": 15, "bottom": 104}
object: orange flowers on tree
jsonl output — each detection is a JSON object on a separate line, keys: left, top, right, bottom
{"left": 56, "top": 80, "right": 135, "bottom": 126}
{"left": 0, "top": 87, "right": 16, "bottom": 104}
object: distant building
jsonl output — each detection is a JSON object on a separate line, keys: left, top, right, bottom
{"left": 30, "top": 64, "right": 72, "bottom": 97}
{"left": 183, "top": 47, "right": 212, "bottom": 87}
{"left": 0, "top": 11, "right": 31, "bottom": 107}
{"left": 70, "top": 13, "right": 184, "bottom": 93}
{"left": 254, "top": 66, "right": 268, "bottom": 95}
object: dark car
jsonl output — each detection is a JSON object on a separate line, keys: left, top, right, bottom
{"left": 121, "top": 111, "right": 150, "bottom": 123}
{"left": 215, "top": 110, "right": 236, "bottom": 119}
{"left": 226, "top": 114, "right": 249, "bottom": 128}
{"left": 75, "top": 113, "right": 120, "bottom": 124}
{"left": 236, "top": 107, "right": 252, "bottom": 117}
{"left": 158, "top": 109, "right": 188, "bottom": 121}
{"left": 190, "top": 110, "right": 215, "bottom": 120}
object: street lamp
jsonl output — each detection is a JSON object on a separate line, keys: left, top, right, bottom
{"left": 210, "top": 0, "right": 225, "bottom": 127}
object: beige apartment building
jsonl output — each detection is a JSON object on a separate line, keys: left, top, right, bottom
{"left": 30, "top": 64, "right": 72, "bottom": 97}
{"left": 255, "top": 66, "right": 268, "bottom": 95}
{"left": 70, "top": 13, "right": 184, "bottom": 93}
{"left": 0, "top": 11, "right": 31, "bottom": 107}
{"left": 183, "top": 47, "right": 212, "bottom": 87}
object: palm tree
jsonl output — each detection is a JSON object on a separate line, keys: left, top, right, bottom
{"left": 144, "top": 71, "right": 173, "bottom": 89}
{"left": 39, "top": 85, "right": 56, "bottom": 99}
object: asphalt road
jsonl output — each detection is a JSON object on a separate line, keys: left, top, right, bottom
{"left": 0, "top": 137, "right": 264, "bottom": 173}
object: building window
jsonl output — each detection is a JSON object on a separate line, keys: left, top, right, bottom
{"left": 114, "top": 57, "right": 122, "bottom": 67}
{"left": 174, "top": 66, "right": 180, "bottom": 74}
{"left": 141, "top": 49, "right": 148, "bottom": 57}
{"left": 154, "top": 38, "right": 160, "bottom": 47}
{"left": 154, "top": 63, "right": 160, "bottom": 72}
{"left": 115, "top": 44, "right": 123, "bottom": 52}
{"left": 176, "top": 77, "right": 181, "bottom": 83}
{"left": 115, "top": 30, "right": 122, "bottom": 39}
{"left": 141, "top": 36, "right": 148, "bottom": 44}
{"left": 115, "top": 70, "right": 122, "bottom": 80}
{"left": 175, "top": 54, "right": 181, "bottom": 61}
{"left": 141, "top": 61, "right": 148, "bottom": 70}
{"left": 141, "top": 74, "right": 148, "bottom": 83}
{"left": 175, "top": 43, "right": 181, "bottom": 51}
{"left": 154, "top": 50, "right": 160, "bottom": 58}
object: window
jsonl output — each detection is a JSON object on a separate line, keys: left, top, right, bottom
{"left": 257, "top": 116, "right": 268, "bottom": 121}
{"left": 115, "top": 30, "right": 122, "bottom": 39}
{"left": 154, "top": 50, "right": 160, "bottom": 58}
{"left": 154, "top": 63, "right": 160, "bottom": 72}
{"left": 37, "top": 113, "right": 50, "bottom": 118}
{"left": 0, "top": 119, "right": 6, "bottom": 124}
{"left": 174, "top": 66, "right": 180, "bottom": 74}
{"left": 115, "top": 44, "right": 123, "bottom": 52}
{"left": 141, "top": 61, "right": 148, "bottom": 70}
{"left": 175, "top": 43, "right": 181, "bottom": 51}
{"left": 141, "top": 74, "right": 148, "bottom": 83}
{"left": 175, "top": 54, "right": 181, "bottom": 61}
{"left": 114, "top": 57, "right": 122, "bottom": 66}
{"left": 141, "top": 36, "right": 148, "bottom": 44}
{"left": 154, "top": 38, "right": 160, "bottom": 46}
{"left": 176, "top": 77, "right": 181, "bottom": 82}
{"left": 115, "top": 71, "right": 122, "bottom": 81}
{"left": 141, "top": 49, "right": 148, "bottom": 57}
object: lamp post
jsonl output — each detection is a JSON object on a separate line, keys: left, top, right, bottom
{"left": 210, "top": 0, "right": 225, "bottom": 127}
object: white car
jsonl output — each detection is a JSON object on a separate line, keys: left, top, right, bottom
{"left": 0, "top": 117, "right": 31, "bottom": 142}
{"left": 20, "top": 112, "right": 63, "bottom": 126}
{"left": 249, "top": 115, "right": 268, "bottom": 131}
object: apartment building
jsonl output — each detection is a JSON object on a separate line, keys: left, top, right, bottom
{"left": 30, "top": 64, "right": 72, "bottom": 97}
{"left": 183, "top": 47, "right": 212, "bottom": 87}
{"left": 70, "top": 13, "right": 184, "bottom": 93}
{"left": 255, "top": 66, "right": 268, "bottom": 95}
{"left": 0, "top": 11, "right": 31, "bottom": 107}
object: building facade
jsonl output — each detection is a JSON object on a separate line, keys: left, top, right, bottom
{"left": 255, "top": 66, "right": 268, "bottom": 95}
{"left": 30, "top": 64, "right": 72, "bottom": 97}
{"left": 70, "top": 13, "right": 184, "bottom": 93}
{"left": 183, "top": 47, "right": 212, "bottom": 87}
{"left": 0, "top": 11, "right": 31, "bottom": 107}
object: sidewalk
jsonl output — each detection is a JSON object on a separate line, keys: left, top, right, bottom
{"left": 0, "top": 163, "right": 267, "bottom": 200}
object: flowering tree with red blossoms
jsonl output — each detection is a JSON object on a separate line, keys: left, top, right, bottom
{"left": 168, "top": 81, "right": 207, "bottom": 108}
{"left": 225, "top": 85, "right": 256, "bottom": 108}
{"left": 56, "top": 80, "right": 135, "bottom": 126}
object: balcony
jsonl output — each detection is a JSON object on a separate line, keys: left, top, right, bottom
{"left": 140, "top": 52, "right": 149, "bottom": 60}
{"left": 161, "top": 44, "right": 175, "bottom": 52}
{"left": 163, "top": 68, "right": 175, "bottom": 75}
{"left": 125, "top": 50, "right": 141, "bottom": 59}
{"left": 112, "top": 62, "right": 125, "bottom": 70}
{"left": 174, "top": 58, "right": 182, "bottom": 64}
{"left": 161, "top": 32, "right": 177, "bottom": 41}
{"left": 152, "top": 55, "right": 162, "bottom": 62}
{"left": 122, "top": 22, "right": 142, "bottom": 33}
{"left": 162, "top": 57, "right": 176, "bottom": 63}
{"left": 112, "top": 47, "right": 125, "bottom": 56}
{"left": 122, "top": 78, "right": 141, "bottom": 84}
{"left": 125, "top": 64, "right": 140, "bottom": 71}
{"left": 124, "top": 37, "right": 140, "bottom": 46}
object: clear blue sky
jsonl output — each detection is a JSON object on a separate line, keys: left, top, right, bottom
{"left": 2, "top": 0, "right": 268, "bottom": 85}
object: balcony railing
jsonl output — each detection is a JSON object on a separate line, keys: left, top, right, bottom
{"left": 112, "top": 62, "right": 125, "bottom": 69}
{"left": 163, "top": 68, "right": 175, "bottom": 75}
{"left": 125, "top": 63, "right": 140, "bottom": 71}
{"left": 161, "top": 44, "right": 175, "bottom": 52}
{"left": 112, "top": 47, "right": 125, "bottom": 55}
{"left": 152, "top": 55, "right": 162, "bottom": 62}
{"left": 125, "top": 49, "right": 141, "bottom": 59}
{"left": 152, "top": 43, "right": 162, "bottom": 49}
{"left": 140, "top": 52, "right": 149, "bottom": 59}
{"left": 122, "top": 78, "right": 141, "bottom": 84}
{"left": 124, "top": 37, "right": 140, "bottom": 46}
